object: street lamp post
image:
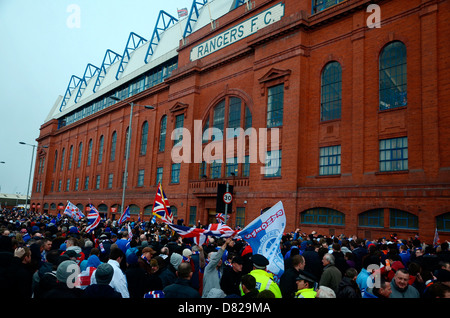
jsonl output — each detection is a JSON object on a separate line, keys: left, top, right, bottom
{"left": 109, "top": 96, "right": 154, "bottom": 215}
{"left": 19, "top": 142, "right": 48, "bottom": 213}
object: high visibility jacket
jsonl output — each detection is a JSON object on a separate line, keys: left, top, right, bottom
{"left": 295, "top": 288, "right": 317, "bottom": 298}
{"left": 248, "top": 269, "right": 282, "bottom": 298}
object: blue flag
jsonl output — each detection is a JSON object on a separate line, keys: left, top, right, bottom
{"left": 238, "top": 201, "right": 286, "bottom": 280}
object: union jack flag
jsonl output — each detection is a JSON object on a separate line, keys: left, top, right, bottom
{"left": 85, "top": 204, "right": 101, "bottom": 233}
{"left": 152, "top": 183, "right": 173, "bottom": 224}
{"left": 216, "top": 213, "right": 230, "bottom": 224}
{"left": 118, "top": 206, "right": 130, "bottom": 225}
{"left": 168, "top": 222, "right": 238, "bottom": 245}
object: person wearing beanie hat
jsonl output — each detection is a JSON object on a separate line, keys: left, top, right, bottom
{"left": 42, "top": 260, "right": 84, "bottom": 298}
{"left": 159, "top": 252, "right": 183, "bottom": 288}
{"left": 84, "top": 263, "right": 122, "bottom": 298}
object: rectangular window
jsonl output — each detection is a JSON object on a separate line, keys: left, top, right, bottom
{"left": 66, "top": 179, "right": 70, "bottom": 192}
{"left": 312, "top": 0, "right": 347, "bottom": 14}
{"left": 213, "top": 101, "right": 225, "bottom": 141}
{"left": 319, "top": 145, "right": 341, "bottom": 175}
{"left": 243, "top": 155, "right": 250, "bottom": 177}
{"left": 379, "top": 137, "right": 408, "bottom": 172}
{"left": 137, "top": 169, "right": 145, "bottom": 187}
{"left": 75, "top": 178, "right": 79, "bottom": 191}
{"left": 264, "top": 150, "right": 282, "bottom": 177}
{"left": 199, "top": 161, "right": 207, "bottom": 179}
{"left": 95, "top": 175, "right": 101, "bottom": 190}
{"left": 267, "top": 84, "right": 284, "bottom": 128}
{"left": 226, "top": 157, "right": 238, "bottom": 177}
{"left": 156, "top": 167, "right": 163, "bottom": 185}
{"left": 171, "top": 163, "right": 181, "bottom": 183}
{"left": 84, "top": 176, "right": 89, "bottom": 190}
{"left": 236, "top": 207, "right": 246, "bottom": 228}
{"left": 189, "top": 206, "right": 197, "bottom": 226}
{"left": 210, "top": 161, "right": 222, "bottom": 179}
{"left": 227, "top": 97, "right": 241, "bottom": 138}
{"left": 58, "top": 180, "right": 62, "bottom": 192}
{"left": 174, "top": 114, "right": 184, "bottom": 146}
{"left": 107, "top": 173, "right": 113, "bottom": 189}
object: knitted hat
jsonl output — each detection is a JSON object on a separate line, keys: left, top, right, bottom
{"left": 95, "top": 263, "right": 114, "bottom": 285}
{"left": 56, "top": 260, "right": 78, "bottom": 283}
{"left": 170, "top": 253, "right": 183, "bottom": 270}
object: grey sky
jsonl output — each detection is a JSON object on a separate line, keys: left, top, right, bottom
{"left": 0, "top": 0, "right": 193, "bottom": 195}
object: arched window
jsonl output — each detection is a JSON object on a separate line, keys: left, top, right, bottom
{"left": 140, "top": 121, "right": 149, "bottom": 155}
{"left": 159, "top": 115, "right": 167, "bottom": 152}
{"left": 321, "top": 61, "right": 342, "bottom": 121}
{"left": 60, "top": 148, "right": 65, "bottom": 171}
{"left": 300, "top": 207, "right": 345, "bottom": 226}
{"left": 359, "top": 209, "right": 384, "bottom": 228}
{"left": 98, "top": 135, "right": 104, "bottom": 164}
{"left": 110, "top": 131, "right": 117, "bottom": 162}
{"left": 129, "top": 204, "right": 140, "bottom": 215}
{"left": 436, "top": 212, "right": 450, "bottom": 232}
{"left": 53, "top": 150, "right": 58, "bottom": 172}
{"left": 212, "top": 100, "right": 225, "bottom": 141}
{"left": 87, "top": 139, "right": 93, "bottom": 166}
{"left": 379, "top": 41, "right": 407, "bottom": 110}
{"left": 390, "top": 209, "right": 418, "bottom": 229}
{"left": 202, "top": 96, "right": 251, "bottom": 178}
{"left": 144, "top": 205, "right": 153, "bottom": 217}
{"left": 77, "top": 142, "right": 83, "bottom": 168}
{"left": 68, "top": 145, "right": 73, "bottom": 170}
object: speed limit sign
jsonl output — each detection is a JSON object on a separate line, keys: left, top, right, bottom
{"left": 223, "top": 192, "right": 233, "bottom": 204}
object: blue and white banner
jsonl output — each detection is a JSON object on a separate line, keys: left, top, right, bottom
{"left": 238, "top": 201, "right": 286, "bottom": 279}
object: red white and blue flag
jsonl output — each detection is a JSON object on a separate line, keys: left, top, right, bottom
{"left": 118, "top": 206, "right": 130, "bottom": 225}
{"left": 168, "top": 222, "right": 238, "bottom": 245}
{"left": 433, "top": 227, "right": 440, "bottom": 247}
{"left": 64, "top": 201, "right": 84, "bottom": 221}
{"left": 216, "top": 213, "right": 230, "bottom": 224}
{"left": 85, "top": 204, "right": 101, "bottom": 233}
{"left": 152, "top": 183, "right": 173, "bottom": 224}
{"left": 177, "top": 8, "right": 188, "bottom": 18}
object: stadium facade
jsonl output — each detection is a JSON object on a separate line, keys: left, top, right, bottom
{"left": 31, "top": 0, "right": 450, "bottom": 242}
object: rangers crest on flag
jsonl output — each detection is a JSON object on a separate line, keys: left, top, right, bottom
{"left": 64, "top": 201, "right": 84, "bottom": 221}
{"left": 152, "top": 183, "right": 173, "bottom": 224}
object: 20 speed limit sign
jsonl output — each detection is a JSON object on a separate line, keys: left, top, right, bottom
{"left": 223, "top": 192, "right": 233, "bottom": 204}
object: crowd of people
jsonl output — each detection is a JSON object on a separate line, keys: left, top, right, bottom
{"left": 0, "top": 208, "right": 449, "bottom": 299}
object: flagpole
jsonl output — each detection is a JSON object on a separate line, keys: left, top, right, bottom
{"left": 224, "top": 182, "right": 229, "bottom": 225}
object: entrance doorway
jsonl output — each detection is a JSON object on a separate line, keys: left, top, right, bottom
{"left": 208, "top": 209, "right": 217, "bottom": 225}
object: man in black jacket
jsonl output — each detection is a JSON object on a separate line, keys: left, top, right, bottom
{"left": 220, "top": 255, "right": 243, "bottom": 296}
{"left": 163, "top": 262, "right": 200, "bottom": 298}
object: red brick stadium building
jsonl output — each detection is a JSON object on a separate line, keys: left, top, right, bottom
{"left": 31, "top": 0, "right": 450, "bottom": 242}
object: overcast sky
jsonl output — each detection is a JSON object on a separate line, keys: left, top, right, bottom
{"left": 0, "top": 0, "right": 194, "bottom": 196}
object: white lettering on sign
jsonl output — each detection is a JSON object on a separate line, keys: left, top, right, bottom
{"left": 190, "top": 2, "right": 285, "bottom": 61}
